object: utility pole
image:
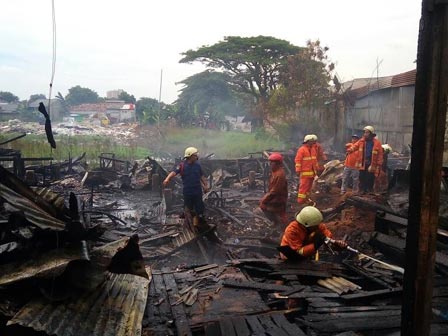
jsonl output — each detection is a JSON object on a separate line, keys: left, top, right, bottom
{"left": 158, "top": 69, "right": 163, "bottom": 130}
{"left": 402, "top": 1, "right": 448, "bottom": 335}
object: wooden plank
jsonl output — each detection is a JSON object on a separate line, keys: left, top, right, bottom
{"left": 245, "top": 315, "right": 266, "bottom": 335}
{"left": 257, "top": 314, "right": 289, "bottom": 336}
{"left": 269, "top": 270, "right": 332, "bottom": 278}
{"left": 194, "top": 264, "right": 219, "bottom": 273}
{"left": 286, "top": 291, "right": 339, "bottom": 299}
{"left": 139, "top": 230, "right": 177, "bottom": 244}
{"left": 163, "top": 273, "right": 192, "bottom": 336}
{"left": 231, "top": 316, "right": 250, "bottom": 336}
{"left": 296, "top": 315, "right": 401, "bottom": 332}
{"left": 306, "top": 298, "right": 342, "bottom": 308}
{"left": 144, "top": 275, "right": 157, "bottom": 321}
{"left": 341, "top": 287, "right": 402, "bottom": 300}
{"left": 310, "top": 305, "right": 402, "bottom": 313}
{"left": 223, "top": 279, "right": 292, "bottom": 292}
{"left": 270, "top": 313, "right": 307, "bottom": 336}
{"left": 219, "top": 318, "right": 236, "bottom": 336}
{"left": 204, "top": 321, "right": 222, "bottom": 336}
{"left": 152, "top": 274, "right": 171, "bottom": 322}
{"left": 304, "top": 309, "right": 401, "bottom": 321}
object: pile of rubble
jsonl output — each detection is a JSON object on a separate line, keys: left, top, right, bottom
{"left": 0, "top": 146, "right": 447, "bottom": 335}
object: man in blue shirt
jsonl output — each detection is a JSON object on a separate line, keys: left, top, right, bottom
{"left": 163, "top": 147, "right": 209, "bottom": 231}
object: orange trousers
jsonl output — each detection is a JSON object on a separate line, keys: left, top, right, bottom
{"left": 297, "top": 177, "right": 313, "bottom": 204}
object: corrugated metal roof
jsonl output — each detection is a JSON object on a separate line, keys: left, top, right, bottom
{"left": 344, "top": 69, "right": 416, "bottom": 100}
{"left": 8, "top": 271, "right": 150, "bottom": 336}
{"left": 0, "top": 246, "right": 87, "bottom": 286}
{"left": 0, "top": 183, "right": 66, "bottom": 231}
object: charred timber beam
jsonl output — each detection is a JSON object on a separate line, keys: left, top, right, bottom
{"left": 402, "top": 1, "right": 448, "bottom": 335}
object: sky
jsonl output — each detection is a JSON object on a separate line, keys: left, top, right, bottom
{"left": 0, "top": 0, "right": 422, "bottom": 104}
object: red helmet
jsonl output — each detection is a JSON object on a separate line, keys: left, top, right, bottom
{"left": 268, "top": 152, "right": 283, "bottom": 162}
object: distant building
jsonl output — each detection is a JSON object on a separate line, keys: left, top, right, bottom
{"left": 337, "top": 70, "right": 416, "bottom": 153}
{"left": 69, "top": 100, "right": 136, "bottom": 124}
{"left": 28, "top": 99, "right": 65, "bottom": 121}
{"left": 106, "top": 89, "right": 124, "bottom": 99}
{"left": 336, "top": 69, "right": 448, "bottom": 164}
{"left": 0, "top": 102, "right": 20, "bottom": 120}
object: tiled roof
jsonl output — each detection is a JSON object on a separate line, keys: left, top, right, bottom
{"left": 70, "top": 103, "right": 108, "bottom": 112}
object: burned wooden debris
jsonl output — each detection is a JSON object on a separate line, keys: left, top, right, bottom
{"left": 0, "top": 164, "right": 153, "bottom": 335}
{"left": 0, "top": 147, "right": 447, "bottom": 335}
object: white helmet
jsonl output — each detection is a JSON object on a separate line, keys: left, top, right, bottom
{"left": 303, "top": 134, "right": 315, "bottom": 143}
{"left": 363, "top": 125, "right": 375, "bottom": 134}
{"left": 310, "top": 134, "right": 318, "bottom": 141}
{"left": 184, "top": 147, "right": 198, "bottom": 158}
{"left": 296, "top": 206, "right": 323, "bottom": 227}
{"left": 382, "top": 144, "right": 392, "bottom": 154}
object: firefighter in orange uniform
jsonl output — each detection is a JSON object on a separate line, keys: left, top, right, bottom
{"left": 279, "top": 206, "right": 347, "bottom": 261}
{"left": 257, "top": 152, "right": 289, "bottom": 227}
{"left": 295, "top": 135, "right": 319, "bottom": 204}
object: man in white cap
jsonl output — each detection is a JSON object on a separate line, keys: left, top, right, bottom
{"left": 163, "top": 146, "right": 209, "bottom": 231}
{"left": 348, "top": 126, "right": 383, "bottom": 193}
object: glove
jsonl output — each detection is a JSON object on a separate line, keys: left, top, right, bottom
{"left": 314, "top": 232, "right": 326, "bottom": 250}
{"left": 367, "top": 165, "right": 374, "bottom": 173}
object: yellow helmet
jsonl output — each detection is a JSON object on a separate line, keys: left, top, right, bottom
{"left": 296, "top": 206, "right": 323, "bottom": 227}
{"left": 363, "top": 125, "right": 375, "bottom": 134}
{"left": 303, "top": 134, "right": 315, "bottom": 143}
{"left": 184, "top": 147, "right": 198, "bottom": 158}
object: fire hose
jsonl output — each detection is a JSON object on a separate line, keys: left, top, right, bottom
{"left": 325, "top": 237, "right": 405, "bottom": 274}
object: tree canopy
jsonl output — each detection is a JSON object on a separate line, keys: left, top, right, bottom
{"left": 135, "top": 97, "right": 174, "bottom": 125}
{"left": 118, "top": 91, "right": 136, "bottom": 104}
{"left": 175, "top": 70, "right": 249, "bottom": 127}
{"left": 29, "top": 94, "right": 46, "bottom": 102}
{"left": 180, "top": 36, "right": 302, "bottom": 102}
{"left": 65, "top": 85, "right": 100, "bottom": 106}
{"left": 0, "top": 91, "right": 19, "bottom": 103}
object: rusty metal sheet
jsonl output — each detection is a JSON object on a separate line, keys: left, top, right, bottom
{"left": 8, "top": 271, "right": 150, "bottom": 336}
{"left": 0, "top": 238, "right": 137, "bottom": 287}
{"left": 0, "top": 245, "right": 87, "bottom": 286}
{"left": 0, "top": 183, "right": 65, "bottom": 230}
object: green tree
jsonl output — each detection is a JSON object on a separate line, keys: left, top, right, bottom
{"left": 55, "top": 91, "right": 70, "bottom": 118}
{"left": 65, "top": 85, "right": 100, "bottom": 106}
{"left": 29, "top": 94, "right": 46, "bottom": 102}
{"left": 118, "top": 91, "right": 136, "bottom": 104}
{"left": 268, "top": 40, "right": 336, "bottom": 143}
{"left": 175, "top": 70, "right": 249, "bottom": 127}
{"left": 180, "top": 36, "right": 302, "bottom": 127}
{"left": 0, "top": 91, "right": 19, "bottom": 103}
{"left": 136, "top": 97, "right": 164, "bottom": 124}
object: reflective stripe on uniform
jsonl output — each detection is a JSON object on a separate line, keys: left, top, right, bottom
{"left": 301, "top": 171, "right": 314, "bottom": 176}
{"left": 297, "top": 193, "right": 307, "bottom": 199}
{"left": 302, "top": 156, "right": 317, "bottom": 161}
{"left": 298, "top": 248, "right": 305, "bottom": 256}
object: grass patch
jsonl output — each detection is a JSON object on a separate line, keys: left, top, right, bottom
{"left": 1, "top": 127, "right": 286, "bottom": 165}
